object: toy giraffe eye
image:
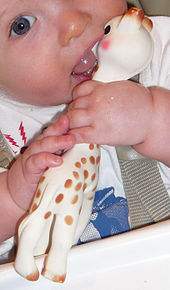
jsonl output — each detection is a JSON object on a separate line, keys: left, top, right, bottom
{"left": 11, "top": 15, "right": 36, "bottom": 37}
{"left": 104, "top": 25, "right": 111, "bottom": 35}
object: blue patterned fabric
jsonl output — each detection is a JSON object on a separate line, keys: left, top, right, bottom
{"left": 79, "top": 187, "right": 130, "bottom": 243}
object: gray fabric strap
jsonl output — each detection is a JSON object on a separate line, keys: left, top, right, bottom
{"left": 116, "top": 146, "right": 170, "bottom": 229}
{"left": 0, "top": 130, "right": 14, "bottom": 169}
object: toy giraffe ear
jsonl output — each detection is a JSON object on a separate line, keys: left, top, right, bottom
{"left": 142, "top": 17, "right": 153, "bottom": 32}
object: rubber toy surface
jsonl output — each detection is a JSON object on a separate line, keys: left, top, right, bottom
{"left": 14, "top": 7, "right": 153, "bottom": 283}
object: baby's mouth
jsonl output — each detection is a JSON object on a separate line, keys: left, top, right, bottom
{"left": 71, "top": 49, "right": 98, "bottom": 79}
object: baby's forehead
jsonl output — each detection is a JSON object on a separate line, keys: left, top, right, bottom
{"left": 0, "top": 0, "right": 8, "bottom": 12}
{"left": 0, "top": 0, "right": 19, "bottom": 14}
{"left": 0, "top": 0, "right": 37, "bottom": 11}
{"left": 0, "top": 0, "right": 17, "bottom": 7}
{"left": 0, "top": 0, "right": 39, "bottom": 21}
{"left": 0, "top": 0, "right": 51, "bottom": 15}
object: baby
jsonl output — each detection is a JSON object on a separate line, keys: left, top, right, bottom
{"left": 0, "top": 0, "right": 170, "bottom": 263}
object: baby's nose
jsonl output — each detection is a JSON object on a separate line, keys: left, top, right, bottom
{"left": 59, "top": 10, "right": 91, "bottom": 46}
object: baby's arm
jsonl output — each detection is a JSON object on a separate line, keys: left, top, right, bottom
{"left": 0, "top": 115, "right": 75, "bottom": 242}
{"left": 68, "top": 80, "right": 170, "bottom": 167}
{"left": 133, "top": 86, "right": 170, "bottom": 166}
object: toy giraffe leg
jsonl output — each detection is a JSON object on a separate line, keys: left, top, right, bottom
{"left": 73, "top": 187, "right": 96, "bottom": 244}
{"left": 42, "top": 213, "right": 78, "bottom": 282}
{"left": 15, "top": 210, "right": 53, "bottom": 281}
{"left": 33, "top": 217, "right": 53, "bottom": 255}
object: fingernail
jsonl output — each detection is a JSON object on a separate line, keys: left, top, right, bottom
{"left": 51, "top": 156, "right": 62, "bottom": 166}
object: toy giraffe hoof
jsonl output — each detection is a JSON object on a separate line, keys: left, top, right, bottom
{"left": 52, "top": 274, "right": 66, "bottom": 283}
{"left": 42, "top": 268, "right": 66, "bottom": 283}
{"left": 26, "top": 270, "right": 39, "bottom": 281}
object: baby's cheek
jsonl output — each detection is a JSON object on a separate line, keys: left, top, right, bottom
{"left": 100, "top": 39, "right": 111, "bottom": 51}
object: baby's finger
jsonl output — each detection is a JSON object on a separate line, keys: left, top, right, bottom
{"left": 25, "top": 152, "right": 63, "bottom": 175}
{"left": 38, "top": 115, "right": 70, "bottom": 140}
{"left": 67, "top": 109, "right": 91, "bottom": 129}
{"left": 24, "top": 134, "right": 75, "bottom": 158}
{"left": 68, "top": 96, "right": 89, "bottom": 111}
{"left": 68, "top": 127, "right": 96, "bottom": 144}
{"left": 72, "top": 80, "right": 98, "bottom": 100}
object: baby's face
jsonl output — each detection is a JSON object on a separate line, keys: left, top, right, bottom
{"left": 0, "top": 0, "right": 126, "bottom": 106}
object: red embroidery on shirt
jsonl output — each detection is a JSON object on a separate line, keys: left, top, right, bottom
{"left": 19, "top": 122, "right": 27, "bottom": 145}
{"left": 4, "top": 134, "right": 19, "bottom": 148}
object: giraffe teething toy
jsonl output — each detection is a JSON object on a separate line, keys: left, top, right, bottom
{"left": 14, "top": 8, "right": 153, "bottom": 283}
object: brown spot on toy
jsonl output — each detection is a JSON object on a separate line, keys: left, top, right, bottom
{"left": 89, "top": 144, "right": 94, "bottom": 150}
{"left": 44, "top": 211, "right": 52, "bottom": 219}
{"left": 55, "top": 193, "right": 64, "bottom": 203}
{"left": 92, "top": 185, "right": 97, "bottom": 192}
{"left": 32, "top": 203, "right": 38, "bottom": 212}
{"left": 75, "top": 162, "right": 81, "bottom": 168}
{"left": 83, "top": 183, "right": 87, "bottom": 192}
{"left": 75, "top": 182, "right": 82, "bottom": 191}
{"left": 64, "top": 179, "right": 73, "bottom": 188}
{"left": 89, "top": 156, "right": 95, "bottom": 165}
{"left": 91, "top": 173, "right": 96, "bottom": 181}
{"left": 64, "top": 215, "right": 73, "bottom": 226}
{"left": 73, "top": 171, "right": 79, "bottom": 180}
{"left": 84, "top": 169, "right": 89, "bottom": 180}
{"left": 36, "top": 189, "right": 41, "bottom": 199}
{"left": 72, "top": 194, "right": 79, "bottom": 204}
{"left": 96, "top": 156, "right": 100, "bottom": 164}
{"left": 81, "top": 157, "right": 87, "bottom": 164}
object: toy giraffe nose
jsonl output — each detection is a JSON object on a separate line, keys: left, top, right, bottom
{"left": 60, "top": 11, "right": 91, "bottom": 46}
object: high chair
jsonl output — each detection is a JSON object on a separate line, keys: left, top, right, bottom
{"left": 0, "top": 1, "right": 170, "bottom": 289}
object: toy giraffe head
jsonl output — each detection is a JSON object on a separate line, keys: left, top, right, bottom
{"left": 93, "top": 7, "right": 153, "bottom": 82}
{"left": 14, "top": 7, "right": 153, "bottom": 283}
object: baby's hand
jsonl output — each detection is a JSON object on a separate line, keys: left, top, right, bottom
{"left": 67, "top": 80, "right": 152, "bottom": 146}
{"left": 7, "top": 115, "right": 76, "bottom": 211}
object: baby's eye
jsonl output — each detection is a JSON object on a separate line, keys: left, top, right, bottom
{"left": 11, "top": 15, "right": 36, "bottom": 37}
